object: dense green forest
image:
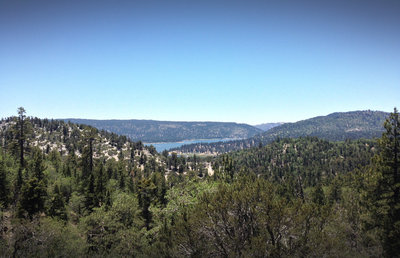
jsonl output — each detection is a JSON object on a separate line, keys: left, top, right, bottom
{"left": 173, "top": 110, "right": 389, "bottom": 154}
{"left": 0, "top": 107, "right": 399, "bottom": 257}
{"left": 63, "top": 119, "right": 262, "bottom": 143}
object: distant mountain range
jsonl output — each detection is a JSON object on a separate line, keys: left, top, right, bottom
{"left": 172, "top": 110, "right": 390, "bottom": 154}
{"left": 62, "top": 119, "right": 263, "bottom": 143}
{"left": 254, "top": 122, "right": 285, "bottom": 131}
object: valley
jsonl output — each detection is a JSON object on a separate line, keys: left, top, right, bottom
{"left": 3, "top": 0, "right": 399, "bottom": 256}
{"left": 0, "top": 108, "right": 399, "bottom": 257}
{"left": 63, "top": 119, "right": 262, "bottom": 143}
{"left": 173, "top": 110, "right": 389, "bottom": 154}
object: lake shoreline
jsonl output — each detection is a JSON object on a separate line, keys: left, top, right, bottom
{"left": 144, "top": 138, "right": 241, "bottom": 152}
{"left": 143, "top": 138, "right": 240, "bottom": 145}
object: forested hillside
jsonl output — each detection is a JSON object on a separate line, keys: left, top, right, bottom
{"left": 1, "top": 116, "right": 151, "bottom": 162}
{"left": 63, "top": 119, "right": 262, "bottom": 142}
{"left": 174, "top": 110, "right": 389, "bottom": 154}
{"left": 215, "top": 137, "right": 377, "bottom": 188}
{"left": 1, "top": 108, "right": 399, "bottom": 257}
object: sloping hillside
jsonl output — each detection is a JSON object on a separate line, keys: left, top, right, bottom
{"left": 254, "top": 122, "right": 285, "bottom": 131}
{"left": 0, "top": 117, "right": 153, "bottom": 161}
{"left": 173, "top": 110, "right": 389, "bottom": 154}
{"left": 62, "top": 119, "right": 262, "bottom": 142}
{"left": 215, "top": 137, "right": 377, "bottom": 187}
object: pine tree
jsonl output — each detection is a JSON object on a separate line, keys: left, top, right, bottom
{"left": 17, "top": 177, "right": 47, "bottom": 219}
{"left": 104, "top": 189, "right": 112, "bottom": 211}
{"left": 364, "top": 108, "right": 400, "bottom": 257}
{"left": 138, "top": 178, "right": 156, "bottom": 230}
{"left": 312, "top": 184, "right": 325, "bottom": 206}
{"left": 17, "top": 107, "right": 27, "bottom": 169}
{"left": 118, "top": 159, "right": 126, "bottom": 190}
{"left": 328, "top": 177, "right": 341, "bottom": 204}
{"left": 0, "top": 158, "right": 9, "bottom": 207}
{"left": 15, "top": 168, "right": 24, "bottom": 196}
{"left": 16, "top": 147, "right": 48, "bottom": 218}
{"left": 31, "top": 148, "right": 46, "bottom": 181}
{"left": 48, "top": 185, "right": 67, "bottom": 221}
{"left": 8, "top": 108, "right": 32, "bottom": 168}
{"left": 158, "top": 173, "right": 167, "bottom": 206}
{"left": 376, "top": 108, "right": 400, "bottom": 256}
{"left": 67, "top": 150, "right": 78, "bottom": 178}
{"left": 11, "top": 108, "right": 32, "bottom": 199}
{"left": 81, "top": 128, "right": 97, "bottom": 181}
{"left": 85, "top": 173, "right": 96, "bottom": 213}
{"left": 95, "top": 162, "right": 106, "bottom": 205}
{"left": 127, "top": 170, "right": 135, "bottom": 193}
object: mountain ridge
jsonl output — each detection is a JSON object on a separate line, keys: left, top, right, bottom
{"left": 172, "top": 110, "right": 390, "bottom": 154}
{"left": 62, "top": 118, "right": 262, "bottom": 143}
{"left": 254, "top": 122, "right": 285, "bottom": 131}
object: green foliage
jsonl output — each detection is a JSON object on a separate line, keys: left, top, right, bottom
{"left": 0, "top": 109, "right": 396, "bottom": 256}
{"left": 168, "top": 175, "right": 362, "bottom": 257}
{"left": 163, "top": 178, "right": 217, "bottom": 216}
{"left": 137, "top": 177, "right": 157, "bottom": 230}
{"left": 94, "top": 162, "right": 106, "bottom": 205}
{"left": 10, "top": 217, "right": 85, "bottom": 257}
{"left": 84, "top": 174, "right": 96, "bottom": 213}
{"left": 68, "top": 192, "right": 85, "bottom": 222}
{"left": 17, "top": 176, "right": 47, "bottom": 219}
{"left": 48, "top": 149, "right": 62, "bottom": 173}
{"left": 0, "top": 158, "right": 9, "bottom": 207}
{"left": 48, "top": 185, "right": 68, "bottom": 221}
{"left": 9, "top": 107, "right": 33, "bottom": 169}
{"left": 30, "top": 147, "right": 47, "bottom": 180}
{"left": 362, "top": 108, "right": 400, "bottom": 257}
{"left": 215, "top": 137, "right": 376, "bottom": 187}
{"left": 80, "top": 192, "right": 144, "bottom": 256}
{"left": 17, "top": 148, "right": 47, "bottom": 219}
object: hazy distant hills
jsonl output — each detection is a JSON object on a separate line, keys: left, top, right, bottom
{"left": 173, "top": 110, "right": 390, "bottom": 154}
{"left": 62, "top": 119, "right": 263, "bottom": 143}
{"left": 254, "top": 122, "right": 285, "bottom": 131}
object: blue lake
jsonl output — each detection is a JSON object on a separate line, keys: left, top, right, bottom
{"left": 145, "top": 138, "right": 236, "bottom": 152}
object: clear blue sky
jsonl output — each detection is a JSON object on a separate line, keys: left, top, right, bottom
{"left": 1, "top": 0, "right": 399, "bottom": 124}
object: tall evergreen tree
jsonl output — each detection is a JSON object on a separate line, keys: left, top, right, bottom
{"left": 376, "top": 108, "right": 400, "bottom": 256}
{"left": 10, "top": 108, "right": 32, "bottom": 196}
{"left": 81, "top": 128, "right": 97, "bottom": 181}
{"left": 17, "top": 148, "right": 47, "bottom": 218}
{"left": 0, "top": 158, "right": 9, "bottom": 208}
{"left": 31, "top": 148, "right": 46, "bottom": 181}
{"left": 85, "top": 173, "right": 96, "bottom": 213}
{"left": 364, "top": 108, "right": 400, "bottom": 257}
{"left": 17, "top": 107, "right": 27, "bottom": 169}
{"left": 48, "top": 184, "right": 67, "bottom": 221}
{"left": 137, "top": 178, "right": 156, "bottom": 230}
{"left": 95, "top": 161, "right": 106, "bottom": 205}
{"left": 67, "top": 150, "right": 78, "bottom": 178}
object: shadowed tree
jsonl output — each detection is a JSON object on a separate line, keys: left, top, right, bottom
{"left": 10, "top": 108, "right": 32, "bottom": 196}
{"left": 376, "top": 108, "right": 400, "bottom": 256}
{"left": 17, "top": 148, "right": 47, "bottom": 219}
{"left": 48, "top": 184, "right": 67, "bottom": 221}
{"left": 363, "top": 108, "right": 400, "bottom": 257}
{"left": 0, "top": 158, "right": 9, "bottom": 207}
{"left": 137, "top": 177, "right": 156, "bottom": 230}
{"left": 17, "top": 107, "right": 27, "bottom": 169}
{"left": 81, "top": 128, "right": 97, "bottom": 181}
